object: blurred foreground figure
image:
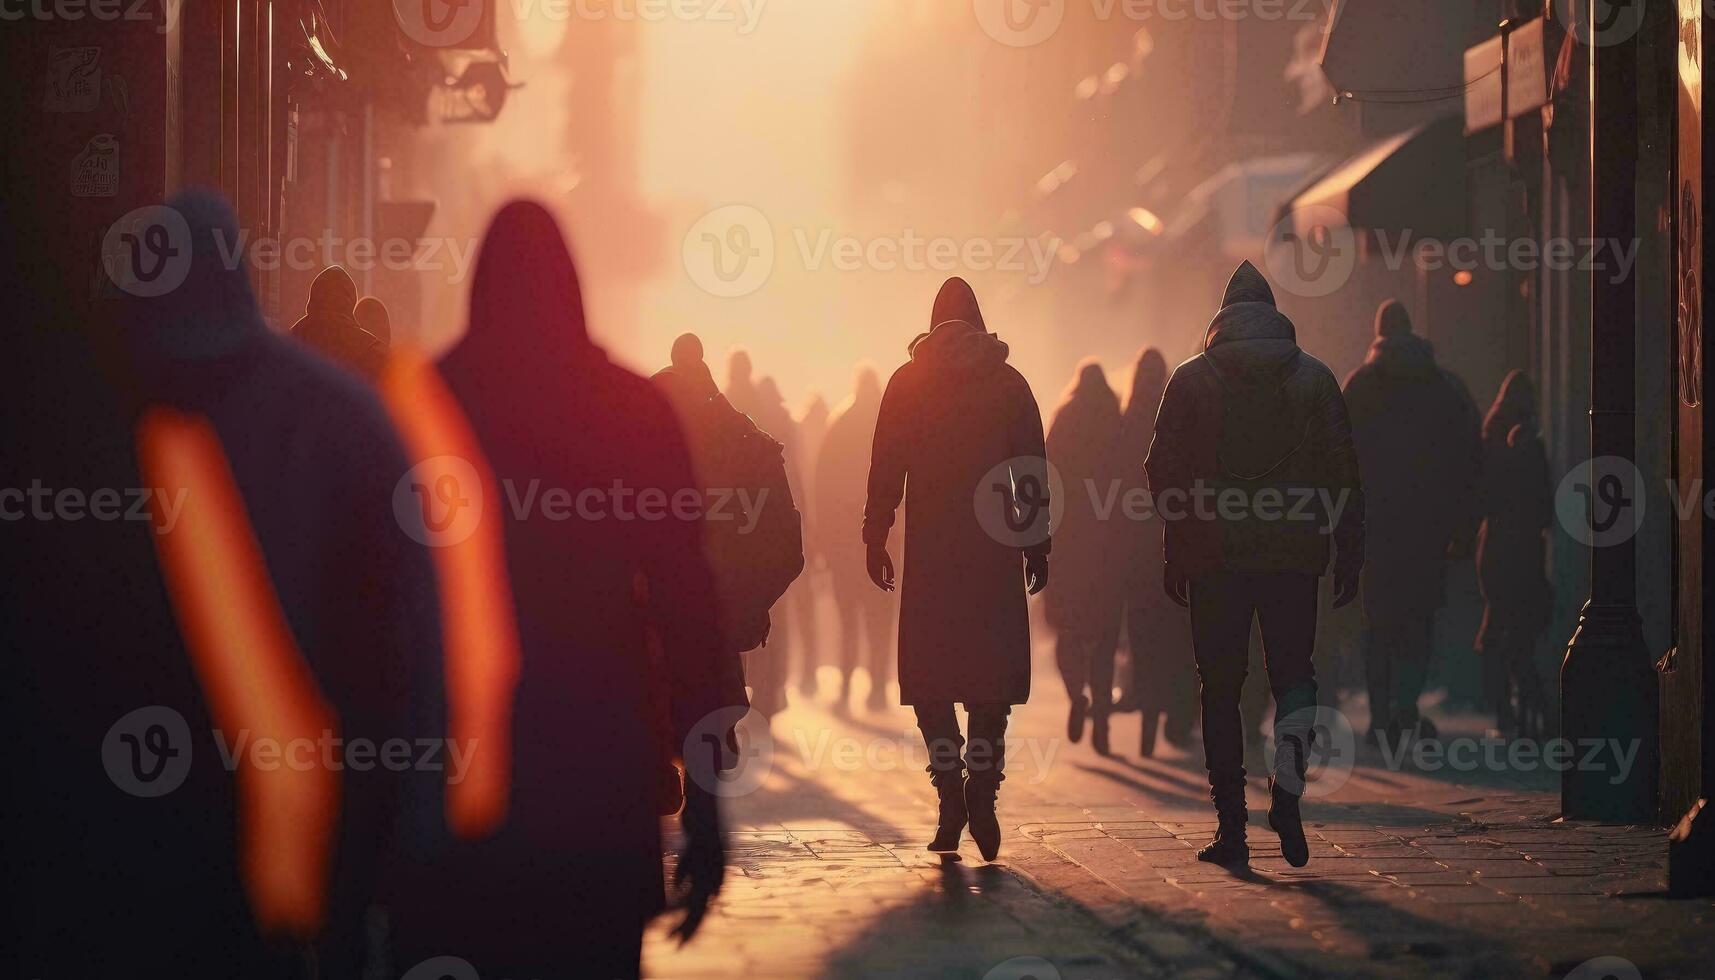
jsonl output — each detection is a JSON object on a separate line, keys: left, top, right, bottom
{"left": 1046, "top": 361, "right": 1126, "bottom": 755}
{"left": 652, "top": 331, "right": 804, "bottom": 696}
{"left": 816, "top": 367, "right": 897, "bottom": 711}
{"left": 864, "top": 277, "right": 1050, "bottom": 862}
{"left": 1475, "top": 370, "right": 1554, "bottom": 740}
{"left": 8, "top": 189, "right": 443, "bottom": 978}
{"left": 397, "top": 202, "right": 736, "bottom": 978}
{"left": 1146, "top": 261, "right": 1364, "bottom": 870}
{"left": 1342, "top": 301, "right": 1481, "bottom": 744}
{"left": 290, "top": 265, "right": 387, "bottom": 379}
{"left": 1116, "top": 347, "right": 1197, "bottom": 757}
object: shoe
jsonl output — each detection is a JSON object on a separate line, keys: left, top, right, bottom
{"left": 1198, "top": 789, "right": 1249, "bottom": 866}
{"left": 926, "top": 771, "right": 967, "bottom": 853}
{"left": 1067, "top": 696, "right": 1088, "bottom": 743}
{"left": 1269, "top": 733, "right": 1309, "bottom": 868}
{"left": 1091, "top": 713, "right": 1110, "bottom": 756}
{"left": 965, "top": 777, "right": 1003, "bottom": 861}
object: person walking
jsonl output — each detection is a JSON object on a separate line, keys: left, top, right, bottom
{"left": 1116, "top": 346, "right": 1198, "bottom": 757}
{"left": 864, "top": 277, "right": 1050, "bottom": 862}
{"left": 1145, "top": 261, "right": 1364, "bottom": 869}
{"left": 1046, "top": 361, "right": 1126, "bottom": 755}
{"left": 816, "top": 366, "right": 898, "bottom": 711}
{"left": 1341, "top": 300, "right": 1481, "bottom": 745}
{"left": 290, "top": 265, "right": 387, "bottom": 379}
{"left": 1475, "top": 370, "right": 1553, "bottom": 739}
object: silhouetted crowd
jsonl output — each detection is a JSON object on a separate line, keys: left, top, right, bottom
{"left": 7, "top": 190, "right": 1558, "bottom": 978}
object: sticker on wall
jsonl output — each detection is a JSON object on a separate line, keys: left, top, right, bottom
{"left": 71, "top": 134, "right": 120, "bottom": 198}
{"left": 43, "top": 46, "right": 102, "bottom": 113}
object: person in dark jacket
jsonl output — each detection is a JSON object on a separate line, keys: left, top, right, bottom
{"left": 290, "top": 265, "right": 386, "bottom": 379}
{"left": 398, "top": 201, "right": 735, "bottom": 978}
{"left": 1115, "top": 346, "right": 1198, "bottom": 757}
{"left": 816, "top": 366, "right": 899, "bottom": 712}
{"left": 1342, "top": 301, "right": 1481, "bottom": 744}
{"left": 865, "top": 276, "right": 1050, "bottom": 862}
{"left": 653, "top": 332, "right": 804, "bottom": 692}
{"left": 354, "top": 295, "right": 393, "bottom": 349}
{"left": 10, "top": 189, "right": 444, "bottom": 979}
{"left": 1145, "top": 261, "right": 1364, "bottom": 869}
{"left": 1046, "top": 361, "right": 1126, "bottom": 754}
{"left": 1475, "top": 370, "right": 1553, "bottom": 739}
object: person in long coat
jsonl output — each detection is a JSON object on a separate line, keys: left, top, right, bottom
{"left": 1342, "top": 300, "right": 1481, "bottom": 743}
{"left": 396, "top": 201, "right": 737, "bottom": 978}
{"left": 863, "top": 276, "right": 1050, "bottom": 862}
{"left": 1046, "top": 361, "right": 1126, "bottom": 754}
{"left": 1475, "top": 370, "right": 1553, "bottom": 739}
{"left": 290, "top": 265, "right": 386, "bottom": 379}
{"left": 1116, "top": 346, "right": 1197, "bottom": 757}
{"left": 816, "top": 366, "right": 898, "bottom": 712}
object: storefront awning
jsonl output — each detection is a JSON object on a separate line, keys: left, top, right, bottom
{"left": 1276, "top": 114, "right": 1465, "bottom": 242}
{"left": 1161, "top": 153, "right": 1332, "bottom": 261}
{"left": 1321, "top": 0, "right": 1480, "bottom": 102}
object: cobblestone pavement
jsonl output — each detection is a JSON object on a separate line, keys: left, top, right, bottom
{"left": 644, "top": 641, "right": 1715, "bottom": 979}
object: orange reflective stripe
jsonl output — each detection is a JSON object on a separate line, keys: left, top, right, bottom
{"left": 378, "top": 349, "right": 521, "bottom": 840}
{"left": 136, "top": 407, "right": 338, "bottom": 938}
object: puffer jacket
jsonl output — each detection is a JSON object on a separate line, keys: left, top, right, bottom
{"left": 1144, "top": 262, "right": 1364, "bottom": 579}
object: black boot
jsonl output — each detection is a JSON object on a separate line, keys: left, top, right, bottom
{"left": 1269, "top": 734, "right": 1309, "bottom": 868}
{"left": 927, "top": 771, "right": 967, "bottom": 854}
{"left": 1197, "top": 792, "right": 1249, "bottom": 867}
{"left": 1066, "top": 695, "right": 1088, "bottom": 743}
{"left": 965, "top": 776, "right": 1003, "bottom": 861}
{"left": 1139, "top": 710, "right": 1159, "bottom": 759}
{"left": 1091, "top": 710, "right": 1111, "bottom": 756}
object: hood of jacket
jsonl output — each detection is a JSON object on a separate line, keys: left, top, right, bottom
{"left": 1202, "top": 262, "right": 1300, "bottom": 386}
{"left": 908, "top": 318, "right": 1011, "bottom": 378}
{"left": 1362, "top": 331, "right": 1439, "bottom": 379}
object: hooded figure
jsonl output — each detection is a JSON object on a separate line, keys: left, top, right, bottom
{"left": 1145, "top": 261, "right": 1364, "bottom": 870}
{"left": 864, "top": 276, "right": 1050, "bottom": 862}
{"left": 725, "top": 348, "right": 760, "bottom": 418}
{"left": 1116, "top": 346, "right": 1197, "bottom": 756}
{"left": 407, "top": 201, "right": 734, "bottom": 978}
{"left": 1475, "top": 370, "right": 1553, "bottom": 738}
{"left": 1341, "top": 300, "right": 1481, "bottom": 741}
{"left": 354, "top": 296, "right": 393, "bottom": 349}
{"left": 1045, "top": 361, "right": 1126, "bottom": 753}
{"left": 91, "top": 189, "right": 443, "bottom": 977}
{"left": 290, "top": 266, "right": 386, "bottom": 380}
{"left": 815, "top": 366, "right": 898, "bottom": 711}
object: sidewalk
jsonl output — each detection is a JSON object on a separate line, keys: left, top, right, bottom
{"left": 643, "top": 658, "right": 1715, "bottom": 979}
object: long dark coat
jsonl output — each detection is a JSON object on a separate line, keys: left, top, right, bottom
{"left": 1475, "top": 374, "right": 1553, "bottom": 648}
{"left": 1342, "top": 319, "right": 1481, "bottom": 622}
{"left": 1045, "top": 363, "right": 1126, "bottom": 635}
{"left": 863, "top": 280, "right": 1049, "bottom": 705}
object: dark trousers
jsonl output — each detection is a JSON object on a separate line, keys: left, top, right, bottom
{"left": 1364, "top": 609, "right": 1434, "bottom": 731}
{"left": 914, "top": 703, "right": 1011, "bottom": 781}
{"left": 1056, "top": 620, "right": 1119, "bottom": 713}
{"left": 1189, "top": 571, "right": 1320, "bottom": 801}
